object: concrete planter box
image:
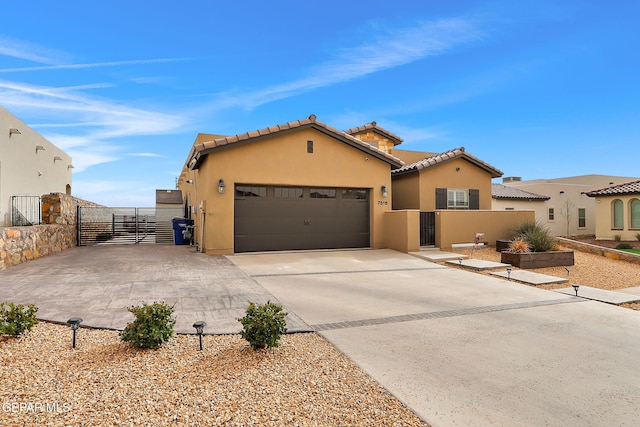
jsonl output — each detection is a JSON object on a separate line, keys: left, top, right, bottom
{"left": 500, "top": 250, "right": 574, "bottom": 269}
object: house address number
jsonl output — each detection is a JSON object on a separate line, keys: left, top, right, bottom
{"left": 377, "top": 200, "right": 389, "bottom": 206}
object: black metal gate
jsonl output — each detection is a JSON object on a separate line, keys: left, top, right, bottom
{"left": 77, "top": 207, "right": 156, "bottom": 246}
{"left": 420, "top": 211, "right": 436, "bottom": 246}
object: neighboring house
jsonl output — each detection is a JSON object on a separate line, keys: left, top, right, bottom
{"left": 586, "top": 180, "right": 640, "bottom": 241}
{"left": 155, "top": 189, "right": 184, "bottom": 243}
{"left": 492, "top": 183, "right": 550, "bottom": 214}
{"left": 500, "top": 175, "right": 640, "bottom": 236}
{"left": 0, "top": 106, "right": 73, "bottom": 226}
{"left": 178, "top": 116, "right": 532, "bottom": 254}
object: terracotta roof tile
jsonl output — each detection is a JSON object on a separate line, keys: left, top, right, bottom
{"left": 344, "top": 121, "right": 404, "bottom": 145}
{"left": 392, "top": 147, "right": 503, "bottom": 178}
{"left": 491, "top": 184, "right": 550, "bottom": 200}
{"left": 586, "top": 180, "right": 640, "bottom": 196}
{"left": 189, "top": 115, "right": 404, "bottom": 169}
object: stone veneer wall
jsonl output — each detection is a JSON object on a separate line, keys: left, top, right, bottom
{"left": 557, "top": 237, "right": 640, "bottom": 266}
{"left": 0, "top": 193, "right": 102, "bottom": 270}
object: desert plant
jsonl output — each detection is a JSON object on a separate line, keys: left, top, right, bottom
{"left": 0, "top": 302, "right": 38, "bottom": 336}
{"left": 614, "top": 234, "right": 622, "bottom": 242}
{"left": 238, "top": 301, "right": 287, "bottom": 350}
{"left": 616, "top": 243, "right": 633, "bottom": 250}
{"left": 507, "top": 238, "right": 531, "bottom": 253}
{"left": 512, "top": 220, "right": 557, "bottom": 252}
{"left": 120, "top": 302, "right": 175, "bottom": 349}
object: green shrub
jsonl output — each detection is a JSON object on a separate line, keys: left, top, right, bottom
{"left": 616, "top": 243, "right": 633, "bottom": 250}
{"left": 120, "top": 302, "right": 175, "bottom": 349}
{"left": 614, "top": 234, "right": 622, "bottom": 242}
{"left": 635, "top": 232, "right": 640, "bottom": 242}
{"left": 238, "top": 301, "right": 287, "bottom": 350}
{"left": 512, "top": 220, "right": 557, "bottom": 252}
{"left": 0, "top": 302, "right": 38, "bottom": 336}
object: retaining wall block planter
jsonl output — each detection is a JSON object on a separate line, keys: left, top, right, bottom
{"left": 500, "top": 250, "right": 574, "bottom": 269}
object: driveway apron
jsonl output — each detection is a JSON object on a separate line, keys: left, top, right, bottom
{"left": 229, "top": 249, "right": 640, "bottom": 427}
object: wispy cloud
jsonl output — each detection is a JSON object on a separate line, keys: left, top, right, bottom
{"left": 127, "top": 152, "right": 165, "bottom": 158}
{"left": 0, "top": 35, "right": 70, "bottom": 64}
{"left": 0, "top": 57, "right": 196, "bottom": 73}
{"left": 215, "top": 18, "right": 484, "bottom": 109}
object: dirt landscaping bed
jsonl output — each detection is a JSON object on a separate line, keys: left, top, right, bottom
{"left": 0, "top": 324, "right": 428, "bottom": 426}
{"left": 452, "top": 244, "right": 640, "bottom": 311}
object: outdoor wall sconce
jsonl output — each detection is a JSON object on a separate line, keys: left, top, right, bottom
{"left": 9, "top": 128, "right": 21, "bottom": 137}
{"left": 186, "top": 179, "right": 194, "bottom": 184}
{"left": 572, "top": 284, "right": 580, "bottom": 297}
{"left": 381, "top": 185, "right": 388, "bottom": 198}
{"left": 455, "top": 167, "right": 461, "bottom": 172}
{"left": 506, "top": 267, "right": 512, "bottom": 280}
{"left": 193, "top": 321, "right": 206, "bottom": 350}
{"left": 218, "top": 179, "right": 226, "bottom": 194}
{"left": 559, "top": 191, "right": 565, "bottom": 194}
{"left": 67, "top": 317, "right": 83, "bottom": 348}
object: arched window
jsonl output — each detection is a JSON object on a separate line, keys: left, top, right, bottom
{"left": 631, "top": 199, "right": 640, "bottom": 229}
{"left": 612, "top": 199, "right": 624, "bottom": 229}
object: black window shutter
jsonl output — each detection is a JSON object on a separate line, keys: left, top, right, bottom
{"left": 436, "top": 188, "right": 447, "bottom": 209}
{"left": 469, "top": 189, "right": 480, "bottom": 210}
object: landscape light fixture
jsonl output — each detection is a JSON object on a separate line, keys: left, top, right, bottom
{"left": 217, "top": 179, "right": 226, "bottom": 194}
{"left": 506, "top": 267, "right": 512, "bottom": 280}
{"left": 572, "top": 284, "right": 580, "bottom": 297}
{"left": 458, "top": 257, "right": 463, "bottom": 265}
{"left": 9, "top": 128, "right": 21, "bottom": 136}
{"left": 193, "top": 321, "right": 206, "bottom": 350}
{"left": 565, "top": 267, "right": 571, "bottom": 276}
{"left": 381, "top": 185, "right": 388, "bottom": 198}
{"left": 67, "top": 317, "right": 83, "bottom": 348}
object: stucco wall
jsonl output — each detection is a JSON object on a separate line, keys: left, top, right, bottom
{"left": 0, "top": 107, "right": 72, "bottom": 226}
{"left": 179, "top": 128, "right": 394, "bottom": 254}
{"left": 591, "top": 194, "right": 640, "bottom": 240}
{"left": 435, "top": 209, "right": 535, "bottom": 249}
{"left": 384, "top": 210, "right": 420, "bottom": 253}
{"left": 418, "top": 158, "right": 493, "bottom": 211}
{"left": 391, "top": 173, "right": 420, "bottom": 210}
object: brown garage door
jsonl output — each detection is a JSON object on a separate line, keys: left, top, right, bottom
{"left": 234, "top": 185, "right": 370, "bottom": 252}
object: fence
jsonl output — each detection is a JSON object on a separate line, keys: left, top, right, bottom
{"left": 11, "top": 195, "right": 41, "bottom": 226}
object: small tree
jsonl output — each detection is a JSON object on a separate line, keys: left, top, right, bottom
{"left": 238, "top": 301, "right": 287, "bottom": 350}
{"left": 559, "top": 198, "right": 575, "bottom": 237}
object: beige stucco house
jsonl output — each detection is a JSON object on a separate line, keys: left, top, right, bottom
{"left": 586, "top": 180, "right": 640, "bottom": 240}
{"left": 178, "top": 116, "right": 533, "bottom": 254}
{"left": 0, "top": 106, "right": 73, "bottom": 226}
{"left": 500, "top": 175, "right": 639, "bottom": 237}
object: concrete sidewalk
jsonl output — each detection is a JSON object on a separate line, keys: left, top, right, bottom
{"left": 231, "top": 249, "right": 640, "bottom": 427}
{"left": 0, "top": 245, "right": 310, "bottom": 334}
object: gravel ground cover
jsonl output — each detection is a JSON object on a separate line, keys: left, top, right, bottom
{"left": 0, "top": 323, "right": 428, "bottom": 427}
{"left": 452, "top": 244, "right": 640, "bottom": 310}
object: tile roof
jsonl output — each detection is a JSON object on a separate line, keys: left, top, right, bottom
{"left": 391, "top": 147, "right": 503, "bottom": 178}
{"left": 343, "top": 121, "right": 404, "bottom": 145}
{"left": 155, "top": 189, "right": 183, "bottom": 204}
{"left": 188, "top": 115, "right": 404, "bottom": 169}
{"left": 586, "top": 180, "right": 640, "bottom": 196}
{"left": 491, "top": 184, "right": 550, "bottom": 200}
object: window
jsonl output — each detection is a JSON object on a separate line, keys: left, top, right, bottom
{"left": 548, "top": 208, "right": 555, "bottom": 221}
{"left": 631, "top": 199, "right": 640, "bottom": 229}
{"left": 275, "top": 187, "right": 303, "bottom": 198}
{"left": 578, "top": 208, "right": 586, "bottom": 228}
{"left": 235, "top": 185, "right": 267, "bottom": 197}
{"left": 342, "top": 189, "right": 368, "bottom": 200}
{"left": 613, "top": 199, "right": 624, "bottom": 229}
{"left": 447, "top": 189, "right": 469, "bottom": 209}
{"left": 310, "top": 188, "right": 336, "bottom": 198}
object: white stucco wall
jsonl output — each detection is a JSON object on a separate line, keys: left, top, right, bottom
{"left": 0, "top": 106, "right": 73, "bottom": 226}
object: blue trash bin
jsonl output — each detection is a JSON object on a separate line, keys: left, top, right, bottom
{"left": 172, "top": 218, "right": 194, "bottom": 245}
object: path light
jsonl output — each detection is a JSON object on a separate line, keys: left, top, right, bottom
{"left": 458, "top": 257, "right": 463, "bottom": 265}
{"left": 506, "top": 267, "right": 512, "bottom": 280}
{"left": 572, "top": 284, "right": 580, "bottom": 297}
{"left": 193, "top": 321, "right": 206, "bottom": 350}
{"left": 67, "top": 317, "right": 83, "bottom": 349}
{"left": 565, "top": 267, "right": 571, "bottom": 276}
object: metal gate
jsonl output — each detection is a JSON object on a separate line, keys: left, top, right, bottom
{"left": 420, "top": 211, "right": 436, "bottom": 246}
{"left": 77, "top": 207, "right": 156, "bottom": 246}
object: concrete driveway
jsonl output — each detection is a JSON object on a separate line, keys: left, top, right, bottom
{"left": 0, "top": 245, "right": 309, "bottom": 334}
{"left": 229, "top": 249, "right": 640, "bottom": 427}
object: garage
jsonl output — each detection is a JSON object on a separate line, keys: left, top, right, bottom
{"left": 234, "top": 185, "right": 369, "bottom": 252}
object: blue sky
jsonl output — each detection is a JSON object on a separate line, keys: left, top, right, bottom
{"left": 1, "top": 0, "right": 638, "bottom": 206}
